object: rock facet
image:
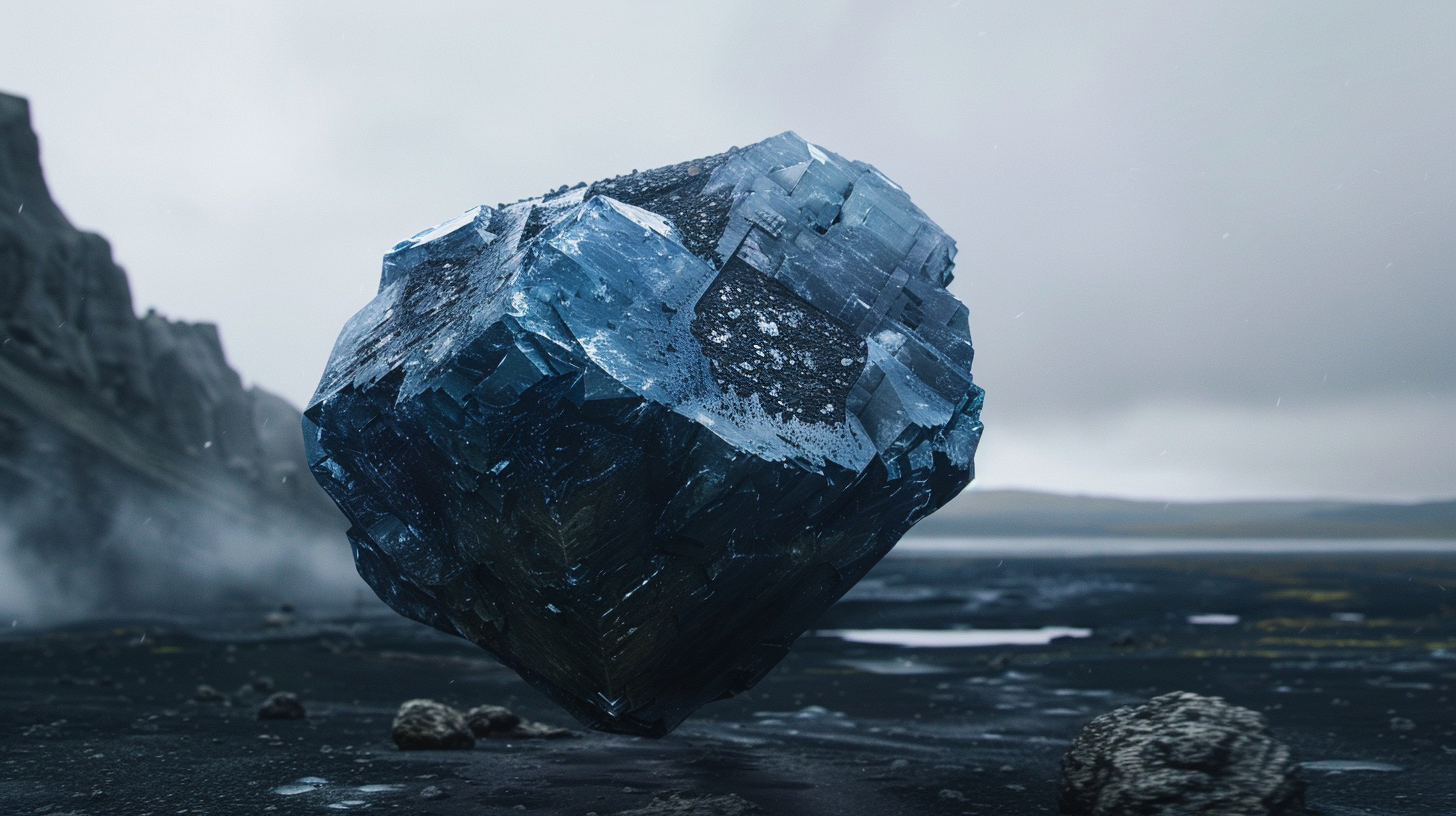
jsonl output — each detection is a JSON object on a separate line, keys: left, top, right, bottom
{"left": 1059, "top": 691, "right": 1305, "bottom": 816}
{"left": 306, "top": 133, "right": 983, "bottom": 736}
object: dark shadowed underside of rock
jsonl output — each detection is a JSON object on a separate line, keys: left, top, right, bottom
{"left": 1059, "top": 691, "right": 1306, "bottom": 816}
{"left": 305, "top": 133, "right": 983, "bottom": 736}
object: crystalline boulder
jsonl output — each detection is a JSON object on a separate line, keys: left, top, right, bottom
{"left": 304, "top": 133, "right": 984, "bottom": 736}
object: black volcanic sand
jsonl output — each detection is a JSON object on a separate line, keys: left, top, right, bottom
{"left": 3, "top": 552, "right": 1455, "bottom": 815}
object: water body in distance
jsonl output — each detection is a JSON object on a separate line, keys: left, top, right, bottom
{"left": 891, "top": 536, "right": 1456, "bottom": 557}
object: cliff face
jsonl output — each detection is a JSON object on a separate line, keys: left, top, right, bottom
{"left": 0, "top": 92, "right": 347, "bottom": 615}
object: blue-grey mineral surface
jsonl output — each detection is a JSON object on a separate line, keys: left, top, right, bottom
{"left": 305, "top": 133, "right": 983, "bottom": 736}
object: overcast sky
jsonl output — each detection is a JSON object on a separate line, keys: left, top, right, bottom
{"left": 2, "top": 2, "right": 1452, "bottom": 502}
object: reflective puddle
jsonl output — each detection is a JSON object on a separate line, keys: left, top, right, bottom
{"left": 817, "top": 627, "right": 1092, "bottom": 647}
{"left": 1300, "top": 760, "right": 1404, "bottom": 773}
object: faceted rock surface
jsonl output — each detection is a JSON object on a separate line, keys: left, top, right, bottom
{"left": 1059, "top": 691, "right": 1306, "bottom": 816}
{"left": 305, "top": 132, "right": 983, "bottom": 735}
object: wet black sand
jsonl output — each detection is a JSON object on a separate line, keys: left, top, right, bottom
{"left": 3, "top": 550, "right": 1455, "bottom": 815}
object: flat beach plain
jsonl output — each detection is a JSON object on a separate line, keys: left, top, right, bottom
{"left": 3, "top": 543, "right": 1455, "bottom": 815}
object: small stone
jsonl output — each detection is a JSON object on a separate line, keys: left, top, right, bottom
{"left": 391, "top": 699, "right": 474, "bottom": 750}
{"left": 508, "top": 720, "right": 579, "bottom": 739}
{"left": 1390, "top": 716, "right": 1416, "bottom": 732}
{"left": 193, "top": 684, "right": 227, "bottom": 703}
{"left": 257, "top": 692, "right": 306, "bottom": 720}
{"left": 463, "top": 704, "right": 577, "bottom": 739}
{"left": 463, "top": 704, "right": 521, "bottom": 736}
{"left": 938, "top": 789, "right": 966, "bottom": 801}
{"left": 420, "top": 785, "right": 450, "bottom": 800}
{"left": 1060, "top": 691, "right": 1305, "bottom": 816}
{"left": 235, "top": 675, "right": 276, "bottom": 699}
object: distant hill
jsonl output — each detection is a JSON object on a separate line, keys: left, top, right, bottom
{"left": 0, "top": 91, "right": 349, "bottom": 616}
{"left": 911, "top": 489, "right": 1456, "bottom": 539}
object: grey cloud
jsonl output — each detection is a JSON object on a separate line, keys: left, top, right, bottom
{"left": 1, "top": 1, "right": 1451, "bottom": 499}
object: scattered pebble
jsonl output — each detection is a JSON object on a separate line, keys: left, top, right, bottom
{"left": 420, "top": 785, "right": 450, "bottom": 800}
{"left": 250, "top": 676, "right": 276, "bottom": 693}
{"left": 463, "top": 703, "right": 577, "bottom": 739}
{"left": 464, "top": 704, "right": 521, "bottom": 736}
{"left": 258, "top": 692, "right": 306, "bottom": 720}
{"left": 1390, "top": 716, "right": 1416, "bottom": 732}
{"left": 193, "top": 684, "right": 227, "bottom": 703}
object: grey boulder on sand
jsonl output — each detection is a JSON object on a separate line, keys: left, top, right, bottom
{"left": 391, "top": 699, "right": 474, "bottom": 750}
{"left": 1059, "top": 691, "right": 1305, "bottom": 816}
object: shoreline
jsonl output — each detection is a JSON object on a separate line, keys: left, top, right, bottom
{"left": 892, "top": 536, "right": 1456, "bottom": 557}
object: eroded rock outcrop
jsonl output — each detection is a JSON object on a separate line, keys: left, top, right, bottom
{"left": 0, "top": 91, "right": 344, "bottom": 615}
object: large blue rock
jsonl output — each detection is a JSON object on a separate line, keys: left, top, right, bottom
{"left": 304, "top": 133, "right": 983, "bottom": 736}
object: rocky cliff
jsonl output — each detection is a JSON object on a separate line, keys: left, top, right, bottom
{"left": 0, "top": 92, "right": 348, "bottom": 616}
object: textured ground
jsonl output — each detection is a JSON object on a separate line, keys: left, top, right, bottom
{"left": 3, "top": 550, "right": 1455, "bottom": 815}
